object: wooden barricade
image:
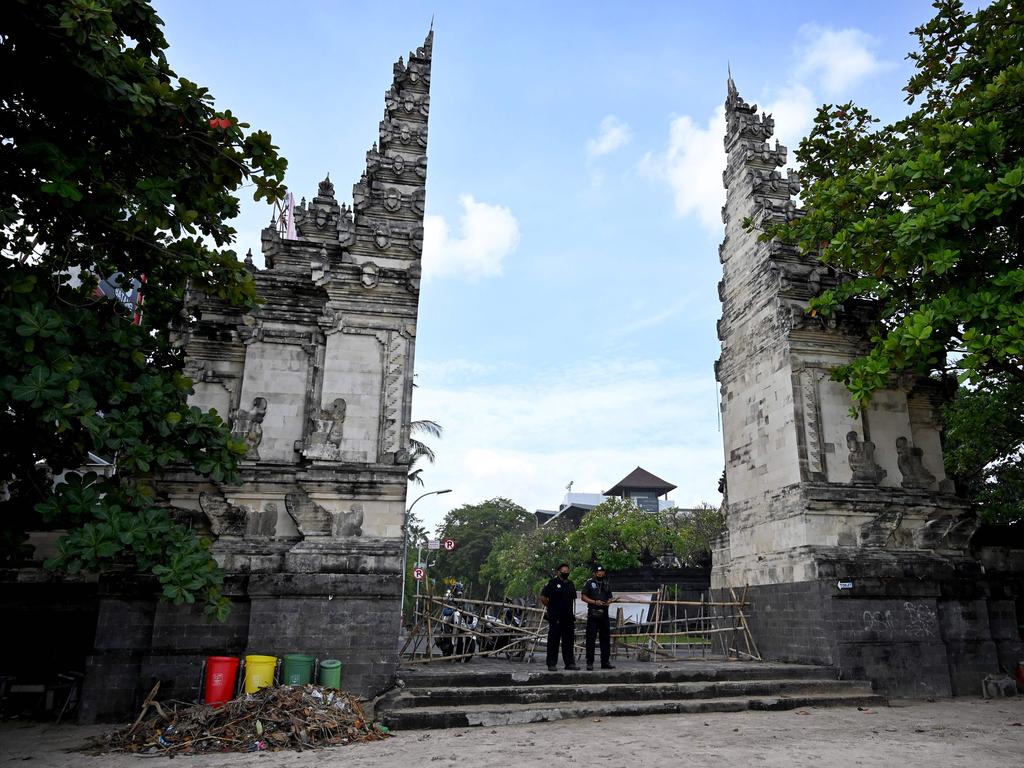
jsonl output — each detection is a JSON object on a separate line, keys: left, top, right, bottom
{"left": 399, "top": 589, "right": 760, "bottom": 664}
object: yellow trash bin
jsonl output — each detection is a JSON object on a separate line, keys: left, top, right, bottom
{"left": 243, "top": 654, "right": 277, "bottom": 693}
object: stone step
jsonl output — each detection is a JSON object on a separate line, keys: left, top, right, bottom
{"left": 384, "top": 678, "right": 871, "bottom": 710}
{"left": 380, "top": 690, "right": 886, "bottom": 730}
{"left": 394, "top": 661, "right": 838, "bottom": 691}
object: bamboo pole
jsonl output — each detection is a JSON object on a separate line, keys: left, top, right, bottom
{"left": 699, "top": 593, "right": 706, "bottom": 660}
{"left": 730, "top": 585, "right": 761, "bottom": 662}
{"left": 424, "top": 580, "right": 435, "bottom": 660}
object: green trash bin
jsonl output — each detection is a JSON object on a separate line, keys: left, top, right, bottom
{"left": 281, "top": 654, "right": 315, "bottom": 685}
{"left": 319, "top": 659, "right": 342, "bottom": 689}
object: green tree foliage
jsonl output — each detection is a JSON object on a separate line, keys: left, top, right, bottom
{"left": 943, "top": 375, "right": 1024, "bottom": 522}
{"left": 481, "top": 499, "right": 726, "bottom": 598}
{"left": 480, "top": 524, "right": 573, "bottom": 598}
{"left": 0, "top": 0, "right": 287, "bottom": 618}
{"left": 564, "top": 498, "right": 677, "bottom": 583}
{"left": 406, "top": 419, "right": 442, "bottom": 486}
{"left": 432, "top": 497, "right": 534, "bottom": 595}
{"left": 759, "top": 0, "right": 1023, "bottom": 520}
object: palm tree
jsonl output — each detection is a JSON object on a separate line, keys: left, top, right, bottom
{"left": 407, "top": 419, "right": 442, "bottom": 486}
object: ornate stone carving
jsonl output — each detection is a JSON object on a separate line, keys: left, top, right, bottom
{"left": 896, "top": 436, "right": 936, "bottom": 489}
{"left": 200, "top": 492, "right": 247, "bottom": 537}
{"left": 311, "top": 245, "right": 327, "bottom": 284}
{"left": 800, "top": 371, "right": 824, "bottom": 477}
{"left": 384, "top": 187, "right": 402, "bottom": 211}
{"left": 246, "top": 502, "right": 278, "bottom": 538}
{"left": 352, "top": 176, "right": 369, "bottom": 210}
{"left": 406, "top": 58, "right": 430, "bottom": 86}
{"left": 409, "top": 225, "right": 424, "bottom": 254}
{"left": 847, "top": 431, "right": 886, "bottom": 485}
{"left": 302, "top": 398, "right": 346, "bottom": 461}
{"left": 379, "top": 119, "right": 428, "bottom": 148}
{"left": 332, "top": 504, "right": 364, "bottom": 537}
{"left": 337, "top": 204, "right": 355, "bottom": 247}
{"left": 361, "top": 262, "right": 380, "bottom": 289}
{"left": 372, "top": 220, "right": 391, "bottom": 250}
{"left": 405, "top": 262, "right": 421, "bottom": 294}
{"left": 384, "top": 87, "right": 429, "bottom": 117}
{"left": 858, "top": 509, "right": 913, "bottom": 548}
{"left": 318, "top": 174, "right": 335, "bottom": 198}
{"left": 284, "top": 491, "right": 331, "bottom": 536}
{"left": 380, "top": 333, "right": 408, "bottom": 456}
{"left": 284, "top": 492, "right": 363, "bottom": 538}
{"left": 230, "top": 396, "right": 267, "bottom": 460}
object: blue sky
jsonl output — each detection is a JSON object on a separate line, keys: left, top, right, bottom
{"left": 154, "top": 0, "right": 941, "bottom": 531}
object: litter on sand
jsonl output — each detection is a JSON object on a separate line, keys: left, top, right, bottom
{"left": 87, "top": 684, "right": 390, "bottom": 755}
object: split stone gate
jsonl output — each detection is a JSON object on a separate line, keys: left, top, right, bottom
{"left": 76, "top": 32, "right": 434, "bottom": 721}
{"left": 712, "top": 76, "right": 1022, "bottom": 697}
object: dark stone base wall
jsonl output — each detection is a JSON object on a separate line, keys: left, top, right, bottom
{"left": 74, "top": 571, "right": 401, "bottom": 723}
{"left": 246, "top": 573, "right": 401, "bottom": 699}
{"left": 717, "top": 569, "right": 1021, "bottom": 698}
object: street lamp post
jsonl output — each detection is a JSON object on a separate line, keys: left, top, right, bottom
{"left": 400, "top": 488, "right": 452, "bottom": 625}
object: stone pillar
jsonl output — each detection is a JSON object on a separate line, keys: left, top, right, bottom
{"left": 713, "top": 76, "right": 1001, "bottom": 696}
{"left": 79, "top": 32, "right": 436, "bottom": 719}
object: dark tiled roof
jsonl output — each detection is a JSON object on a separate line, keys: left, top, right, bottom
{"left": 603, "top": 466, "right": 676, "bottom": 496}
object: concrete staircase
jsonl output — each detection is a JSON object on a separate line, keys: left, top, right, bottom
{"left": 378, "top": 660, "right": 885, "bottom": 730}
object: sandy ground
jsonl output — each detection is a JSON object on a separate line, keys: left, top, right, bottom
{"left": 2, "top": 699, "right": 1023, "bottom": 768}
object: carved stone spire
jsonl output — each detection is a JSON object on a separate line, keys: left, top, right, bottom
{"left": 346, "top": 28, "right": 432, "bottom": 260}
{"left": 318, "top": 174, "right": 335, "bottom": 199}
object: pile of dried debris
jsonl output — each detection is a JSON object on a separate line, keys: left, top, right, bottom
{"left": 89, "top": 684, "right": 390, "bottom": 755}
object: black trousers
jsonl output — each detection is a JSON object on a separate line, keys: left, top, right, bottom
{"left": 585, "top": 610, "right": 610, "bottom": 666}
{"left": 546, "top": 615, "right": 575, "bottom": 667}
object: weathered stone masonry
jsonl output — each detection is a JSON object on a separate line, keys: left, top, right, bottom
{"left": 77, "top": 32, "right": 433, "bottom": 722}
{"left": 712, "top": 76, "right": 1022, "bottom": 697}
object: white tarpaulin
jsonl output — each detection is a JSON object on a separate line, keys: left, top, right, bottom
{"left": 574, "top": 592, "right": 654, "bottom": 624}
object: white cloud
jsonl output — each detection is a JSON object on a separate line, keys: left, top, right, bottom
{"left": 586, "top": 114, "right": 632, "bottom": 159}
{"left": 795, "top": 25, "right": 886, "bottom": 94}
{"left": 761, "top": 82, "right": 816, "bottom": 155}
{"left": 639, "top": 105, "right": 726, "bottom": 233}
{"left": 408, "top": 359, "right": 724, "bottom": 531}
{"left": 610, "top": 295, "right": 695, "bottom": 339}
{"left": 422, "top": 195, "right": 520, "bottom": 280}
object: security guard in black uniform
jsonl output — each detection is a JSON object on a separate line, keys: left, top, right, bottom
{"left": 540, "top": 562, "right": 579, "bottom": 671}
{"left": 581, "top": 564, "right": 615, "bottom": 670}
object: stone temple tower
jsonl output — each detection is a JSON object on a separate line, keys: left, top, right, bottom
{"left": 713, "top": 76, "right": 1015, "bottom": 696}
{"left": 78, "top": 32, "right": 433, "bottom": 721}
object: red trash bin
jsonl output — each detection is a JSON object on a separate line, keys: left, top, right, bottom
{"left": 204, "top": 656, "right": 240, "bottom": 707}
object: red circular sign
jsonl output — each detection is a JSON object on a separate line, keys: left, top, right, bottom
{"left": 442, "top": 538, "right": 457, "bottom": 551}
{"left": 413, "top": 567, "right": 425, "bottom": 580}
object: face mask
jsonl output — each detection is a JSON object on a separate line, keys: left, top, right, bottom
{"left": 558, "top": 571, "right": 569, "bottom": 579}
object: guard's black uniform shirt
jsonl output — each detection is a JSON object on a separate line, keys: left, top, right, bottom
{"left": 541, "top": 576, "right": 577, "bottom": 619}
{"left": 581, "top": 577, "right": 613, "bottom": 614}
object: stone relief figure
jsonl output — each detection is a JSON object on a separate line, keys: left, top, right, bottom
{"left": 331, "top": 503, "right": 364, "bottom": 537}
{"left": 896, "top": 436, "right": 936, "bottom": 489}
{"left": 360, "top": 262, "right": 380, "bottom": 289}
{"left": 847, "top": 431, "right": 887, "bottom": 485}
{"left": 230, "top": 396, "right": 267, "bottom": 460}
{"left": 285, "top": 491, "right": 362, "bottom": 537}
{"left": 284, "top": 491, "right": 332, "bottom": 536}
{"left": 199, "top": 492, "right": 247, "bottom": 537}
{"left": 245, "top": 502, "right": 278, "bottom": 538}
{"left": 372, "top": 220, "right": 391, "bottom": 249}
{"left": 303, "top": 398, "right": 346, "bottom": 460}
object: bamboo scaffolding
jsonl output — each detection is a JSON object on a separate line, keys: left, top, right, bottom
{"left": 400, "top": 590, "right": 756, "bottom": 665}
